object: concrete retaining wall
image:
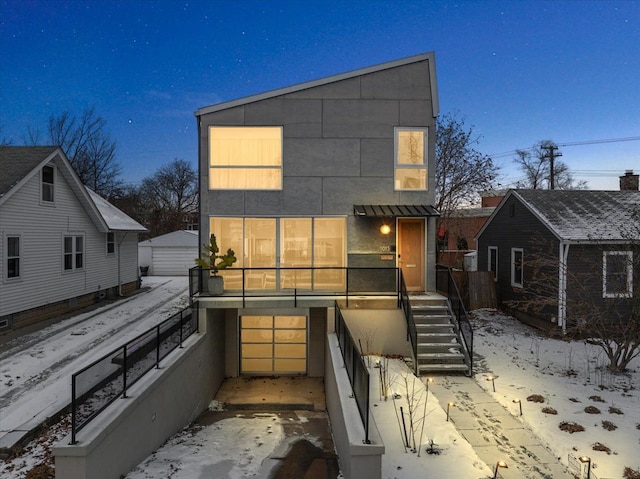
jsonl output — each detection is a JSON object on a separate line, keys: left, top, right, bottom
{"left": 53, "top": 316, "right": 225, "bottom": 479}
{"left": 325, "top": 333, "right": 384, "bottom": 479}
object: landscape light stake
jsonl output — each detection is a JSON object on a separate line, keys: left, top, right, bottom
{"left": 579, "top": 456, "right": 591, "bottom": 479}
{"left": 513, "top": 398, "right": 522, "bottom": 416}
{"left": 493, "top": 460, "right": 508, "bottom": 479}
{"left": 486, "top": 375, "right": 496, "bottom": 392}
{"left": 446, "top": 402, "right": 455, "bottom": 422}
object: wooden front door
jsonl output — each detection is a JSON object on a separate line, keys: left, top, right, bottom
{"left": 398, "top": 218, "right": 425, "bottom": 291}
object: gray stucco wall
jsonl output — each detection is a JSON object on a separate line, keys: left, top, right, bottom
{"left": 197, "top": 57, "right": 438, "bottom": 268}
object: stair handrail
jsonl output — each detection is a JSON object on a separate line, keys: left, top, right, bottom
{"left": 398, "top": 271, "right": 418, "bottom": 374}
{"left": 436, "top": 264, "right": 473, "bottom": 376}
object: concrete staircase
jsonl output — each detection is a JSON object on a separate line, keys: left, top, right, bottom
{"left": 410, "top": 296, "right": 470, "bottom": 375}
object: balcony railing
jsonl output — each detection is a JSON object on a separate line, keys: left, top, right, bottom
{"left": 189, "top": 266, "right": 403, "bottom": 306}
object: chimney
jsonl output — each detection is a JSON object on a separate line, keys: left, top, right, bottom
{"left": 619, "top": 170, "right": 639, "bottom": 191}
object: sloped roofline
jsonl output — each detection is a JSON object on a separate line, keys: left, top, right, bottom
{"left": 1, "top": 147, "right": 144, "bottom": 233}
{"left": 195, "top": 52, "right": 439, "bottom": 118}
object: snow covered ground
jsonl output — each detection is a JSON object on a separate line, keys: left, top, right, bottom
{"left": 1, "top": 283, "right": 639, "bottom": 479}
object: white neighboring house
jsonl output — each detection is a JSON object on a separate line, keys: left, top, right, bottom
{"left": 138, "top": 230, "right": 198, "bottom": 276}
{"left": 0, "top": 146, "right": 147, "bottom": 333}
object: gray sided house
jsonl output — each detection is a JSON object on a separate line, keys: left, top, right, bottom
{"left": 477, "top": 189, "right": 640, "bottom": 332}
{"left": 0, "top": 146, "right": 147, "bottom": 333}
{"left": 195, "top": 52, "right": 440, "bottom": 378}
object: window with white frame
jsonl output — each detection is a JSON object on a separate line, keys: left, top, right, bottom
{"left": 64, "top": 235, "right": 84, "bottom": 271}
{"left": 42, "top": 165, "right": 54, "bottom": 203}
{"left": 488, "top": 246, "right": 498, "bottom": 282}
{"left": 209, "top": 126, "right": 282, "bottom": 190}
{"left": 6, "top": 235, "right": 20, "bottom": 279}
{"left": 511, "top": 248, "right": 523, "bottom": 288}
{"left": 106, "top": 232, "right": 115, "bottom": 255}
{"left": 395, "top": 128, "right": 427, "bottom": 191}
{"left": 603, "top": 251, "right": 633, "bottom": 298}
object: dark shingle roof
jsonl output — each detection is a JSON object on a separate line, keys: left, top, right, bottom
{"left": 0, "top": 146, "right": 58, "bottom": 197}
{"left": 512, "top": 189, "right": 640, "bottom": 242}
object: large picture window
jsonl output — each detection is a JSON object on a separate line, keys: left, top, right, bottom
{"left": 395, "top": 128, "right": 427, "bottom": 191}
{"left": 209, "top": 126, "right": 282, "bottom": 190}
{"left": 511, "top": 248, "right": 523, "bottom": 288}
{"left": 603, "top": 251, "right": 633, "bottom": 298}
{"left": 209, "top": 216, "right": 346, "bottom": 290}
{"left": 64, "top": 235, "right": 84, "bottom": 271}
{"left": 7, "top": 235, "right": 20, "bottom": 279}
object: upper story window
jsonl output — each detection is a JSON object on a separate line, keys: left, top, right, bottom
{"left": 42, "top": 165, "right": 55, "bottom": 203}
{"left": 603, "top": 251, "right": 633, "bottom": 298}
{"left": 395, "top": 128, "right": 427, "bottom": 191}
{"left": 511, "top": 247, "right": 523, "bottom": 288}
{"left": 64, "top": 235, "right": 84, "bottom": 271}
{"left": 488, "top": 246, "right": 498, "bottom": 282}
{"left": 106, "top": 232, "right": 115, "bottom": 255}
{"left": 209, "top": 126, "right": 282, "bottom": 190}
{"left": 6, "top": 235, "right": 20, "bottom": 279}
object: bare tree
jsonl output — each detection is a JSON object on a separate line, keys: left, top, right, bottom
{"left": 139, "top": 159, "right": 198, "bottom": 236}
{"left": 26, "top": 107, "right": 122, "bottom": 197}
{"left": 435, "top": 113, "right": 499, "bottom": 217}
{"left": 513, "top": 141, "right": 587, "bottom": 190}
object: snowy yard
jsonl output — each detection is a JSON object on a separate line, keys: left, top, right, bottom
{"left": 1, "top": 298, "right": 639, "bottom": 479}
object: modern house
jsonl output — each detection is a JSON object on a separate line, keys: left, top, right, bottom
{"left": 476, "top": 187, "right": 640, "bottom": 332}
{"left": 0, "top": 146, "right": 147, "bottom": 334}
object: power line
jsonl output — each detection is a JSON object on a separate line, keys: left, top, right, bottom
{"left": 489, "top": 136, "right": 640, "bottom": 159}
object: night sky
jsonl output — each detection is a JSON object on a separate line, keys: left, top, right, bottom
{"left": 1, "top": 0, "right": 638, "bottom": 190}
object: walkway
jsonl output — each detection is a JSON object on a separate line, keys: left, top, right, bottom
{"left": 429, "top": 376, "right": 574, "bottom": 479}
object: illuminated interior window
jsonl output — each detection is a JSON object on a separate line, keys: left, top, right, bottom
{"left": 210, "top": 217, "right": 346, "bottom": 291}
{"left": 209, "top": 126, "right": 282, "bottom": 189}
{"left": 395, "top": 128, "right": 427, "bottom": 190}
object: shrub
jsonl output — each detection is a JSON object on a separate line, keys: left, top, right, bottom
{"left": 589, "top": 395, "right": 605, "bottom": 403}
{"left": 542, "top": 407, "right": 558, "bottom": 415}
{"left": 609, "top": 406, "right": 623, "bottom": 415}
{"left": 592, "top": 442, "right": 611, "bottom": 454}
{"left": 623, "top": 466, "right": 640, "bottom": 479}
{"left": 601, "top": 420, "right": 617, "bottom": 431}
{"left": 527, "top": 394, "right": 545, "bottom": 403}
{"left": 559, "top": 421, "right": 585, "bottom": 433}
{"left": 584, "top": 406, "right": 601, "bottom": 414}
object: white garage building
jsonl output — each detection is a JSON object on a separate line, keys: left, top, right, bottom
{"left": 138, "top": 230, "right": 198, "bottom": 276}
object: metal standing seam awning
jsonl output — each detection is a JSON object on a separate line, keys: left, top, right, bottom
{"left": 353, "top": 204, "right": 440, "bottom": 217}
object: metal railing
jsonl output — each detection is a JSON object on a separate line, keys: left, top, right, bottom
{"left": 436, "top": 264, "right": 473, "bottom": 376}
{"left": 334, "top": 301, "right": 370, "bottom": 444}
{"left": 70, "top": 306, "right": 197, "bottom": 444}
{"left": 190, "top": 266, "right": 402, "bottom": 307}
{"left": 398, "top": 271, "right": 418, "bottom": 374}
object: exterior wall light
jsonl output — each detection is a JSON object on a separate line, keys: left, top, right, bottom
{"left": 379, "top": 224, "right": 392, "bottom": 235}
{"left": 493, "top": 460, "right": 508, "bottom": 479}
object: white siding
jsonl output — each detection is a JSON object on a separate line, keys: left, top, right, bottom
{"left": 0, "top": 164, "right": 138, "bottom": 317}
{"left": 152, "top": 247, "right": 197, "bottom": 276}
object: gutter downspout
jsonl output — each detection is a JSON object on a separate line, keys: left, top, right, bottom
{"left": 558, "top": 242, "right": 570, "bottom": 333}
{"left": 117, "top": 232, "right": 129, "bottom": 297}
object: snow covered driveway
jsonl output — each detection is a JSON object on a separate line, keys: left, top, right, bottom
{"left": 0, "top": 277, "right": 190, "bottom": 448}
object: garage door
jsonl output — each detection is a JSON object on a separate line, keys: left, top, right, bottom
{"left": 152, "top": 247, "right": 198, "bottom": 276}
{"left": 240, "top": 315, "right": 307, "bottom": 374}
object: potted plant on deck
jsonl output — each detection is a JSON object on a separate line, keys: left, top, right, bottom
{"left": 195, "top": 234, "right": 237, "bottom": 295}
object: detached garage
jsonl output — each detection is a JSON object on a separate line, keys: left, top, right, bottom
{"left": 138, "top": 230, "right": 198, "bottom": 276}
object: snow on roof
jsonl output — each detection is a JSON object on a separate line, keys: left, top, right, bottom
{"left": 87, "top": 188, "right": 147, "bottom": 232}
{"left": 138, "top": 230, "right": 198, "bottom": 247}
{"left": 513, "top": 189, "right": 640, "bottom": 242}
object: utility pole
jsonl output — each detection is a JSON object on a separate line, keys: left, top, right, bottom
{"left": 541, "top": 144, "right": 562, "bottom": 189}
